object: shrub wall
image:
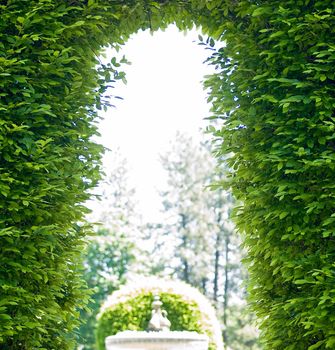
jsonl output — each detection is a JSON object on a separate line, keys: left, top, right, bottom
{"left": 1, "top": 1, "right": 335, "bottom": 349}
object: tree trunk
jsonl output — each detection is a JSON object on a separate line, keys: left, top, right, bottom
{"left": 213, "top": 204, "right": 223, "bottom": 305}
{"left": 182, "top": 256, "right": 190, "bottom": 283}
{"left": 201, "top": 277, "right": 208, "bottom": 295}
{"left": 223, "top": 233, "right": 230, "bottom": 350}
{"left": 180, "top": 214, "right": 189, "bottom": 283}
{"left": 213, "top": 231, "right": 221, "bottom": 304}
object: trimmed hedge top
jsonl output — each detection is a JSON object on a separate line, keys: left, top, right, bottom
{"left": 96, "top": 277, "right": 223, "bottom": 350}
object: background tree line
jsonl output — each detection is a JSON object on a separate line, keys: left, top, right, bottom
{"left": 79, "top": 133, "right": 261, "bottom": 350}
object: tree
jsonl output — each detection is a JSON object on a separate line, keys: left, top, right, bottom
{"left": 78, "top": 151, "right": 139, "bottom": 349}
{"left": 87, "top": 150, "right": 139, "bottom": 236}
{"left": 78, "top": 229, "right": 134, "bottom": 350}
{"left": 144, "top": 132, "right": 260, "bottom": 349}
{"left": 157, "top": 132, "right": 216, "bottom": 290}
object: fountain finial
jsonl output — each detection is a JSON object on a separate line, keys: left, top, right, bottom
{"left": 147, "top": 295, "right": 171, "bottom": 332}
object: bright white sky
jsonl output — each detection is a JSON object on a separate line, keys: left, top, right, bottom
{"left": 93, "top": 25, "right": 214, "bottom": 222}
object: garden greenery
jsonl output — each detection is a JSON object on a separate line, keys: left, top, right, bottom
{"left": 96, "top": 277, "right": 223, "bottom": 350}
{"left": 1, "top": 0, "right": 334, "bottom": 349}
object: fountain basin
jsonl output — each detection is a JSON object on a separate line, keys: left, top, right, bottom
{"left": 105, "top": 331, "right": 209, "bottom": 350}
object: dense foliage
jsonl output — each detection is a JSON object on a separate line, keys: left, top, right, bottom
{"left": 1, "top": 0, "right": 335, "bottom": 349}
{"left": 0, "top": 1, "right": 110, "bottom": 348}
{"left": 0, "top": 1, "right": 132, "bottom": 348}
{"left": 96, "top": 277, "right": 223, "bottom": 350}
{"left": 204, "top": 1, "right": 335, "bottom": 349}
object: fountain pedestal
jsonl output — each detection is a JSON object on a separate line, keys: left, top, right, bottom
{"left": 105, "top": 331, "right": 209, "bottom": 350}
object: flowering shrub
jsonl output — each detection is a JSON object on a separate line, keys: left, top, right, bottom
{"left": 96, "top": 276, "right": 223, "bottom": 350}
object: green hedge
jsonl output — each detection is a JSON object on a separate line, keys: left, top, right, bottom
{"left": 0, "top": 1, "right": 109, "bottom": 348}
{"left": 2, "top": 0, "right": 335, "bottom": 349}
{"left": 204, "top": 1, "right": 335, "bottom": 349}
{"left": 96, "top": 278, "right": 223, "bottom": 350}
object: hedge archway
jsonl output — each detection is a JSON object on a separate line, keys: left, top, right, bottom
{"left": 1, "top": 1, "right": 335, "bottom": 349}
{"left": 96, "top": 277, "right": 223, "bottom": 350}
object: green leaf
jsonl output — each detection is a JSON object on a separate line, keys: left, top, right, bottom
{"left": 326, "top": 337, "right": 335, "bottom": 348}
{"left": 308, "top": 341, "right": 325, "bottom": 350}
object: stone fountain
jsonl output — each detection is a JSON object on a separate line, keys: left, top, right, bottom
{"left": 105, "top": 295, "right": 209, "bottom": 350}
